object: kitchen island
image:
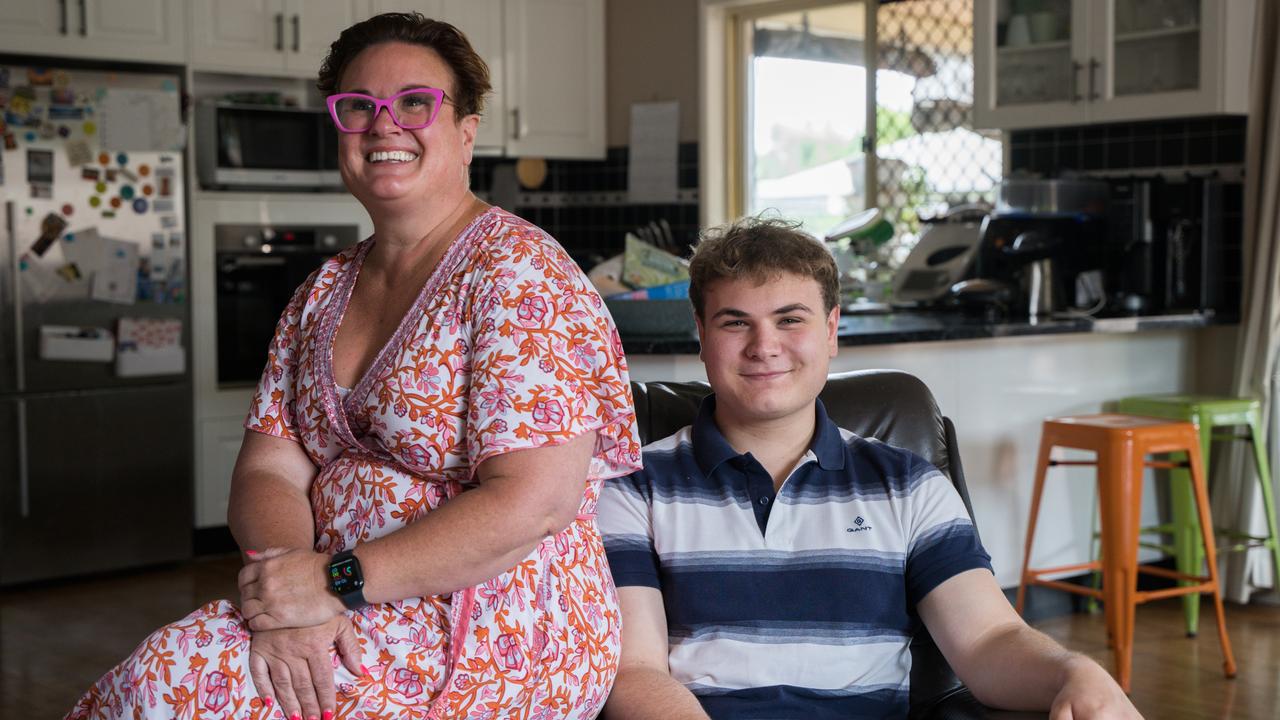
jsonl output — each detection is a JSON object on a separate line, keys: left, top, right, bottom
{"left": 621, "top": 310, "right": 1236, "bottom": 591}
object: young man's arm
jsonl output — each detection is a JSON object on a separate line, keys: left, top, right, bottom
{"left": 602, "top": 586, "right": 710, "bottom": 720}
{"left": 917, "top": 568, "right": 1142, "bottom": 718}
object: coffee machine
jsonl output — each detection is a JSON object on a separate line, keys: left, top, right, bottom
{"left": 968, "top": 180, "right": 1109, "bottom": 318}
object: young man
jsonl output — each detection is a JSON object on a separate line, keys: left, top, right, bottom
{"left": 598, "top": 217, "right": 1141, "bottom": 719}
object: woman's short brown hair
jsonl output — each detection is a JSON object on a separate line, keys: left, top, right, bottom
{"left": 316, "top": 12, "right": 491, "bottom": 121}
{"left": 688, "top": 216, "right": 840, "bottom": 318}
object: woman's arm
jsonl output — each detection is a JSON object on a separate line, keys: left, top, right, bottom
{"left": 239, "top": 430, "right": 598, "bottom": 628}
{"left": 227, "top": 429, "right": 318, "bottom": 554}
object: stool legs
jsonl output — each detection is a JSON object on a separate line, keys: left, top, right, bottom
{"left": 1168, "top": 448, "right": 1203, "bottom": 636}
{"left": 1187, "top": 440, "right": 1238, "bottom": 679}
{"left": 1247, "top": 418, "right": 1280, "bottom": 598}
{"left": 1016, "top": 435, "right": 1054, "bottom": 616}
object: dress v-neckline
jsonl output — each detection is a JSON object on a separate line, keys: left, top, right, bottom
{"left": 318, "top": 206, "right": 500, "bottom": 452}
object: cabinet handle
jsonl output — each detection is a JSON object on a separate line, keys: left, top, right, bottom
{"left": 58, "top": 0, "right": 67, "bottom": 35}
{"left": 1071, "top": 61, "right": 1084, "bottom": 103}
{"left": 274, "top": 13, "right": 284, "bottom": 52}
{"left": 77, "top": 0, "right": 86, "bottom": 36}
{"left": 292, "top": 14, "right": 300, "bottom": 52}
{"left": 1088, "top": 58, "right": 1101, "bottom": 101}
{"left": 17, "top": 398, "right": 29, "bottom": 518}
{"left": 511, "top": 107, "right": 521, "bottom": 140}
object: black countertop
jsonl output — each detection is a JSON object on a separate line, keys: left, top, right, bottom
{"left": 619, "top": 310, "right": 1229, "bottom": 355}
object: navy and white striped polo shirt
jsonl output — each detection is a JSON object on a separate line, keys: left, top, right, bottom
{"left": 599, "top": 395, "right": 992, "bottom": 720}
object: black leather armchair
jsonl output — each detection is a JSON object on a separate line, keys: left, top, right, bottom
{"left": 629, "top": 369, "right": 1046, "bottom": 720}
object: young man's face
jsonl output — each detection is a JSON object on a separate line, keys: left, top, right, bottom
{"left": 696, "top": 272, "right": 839, "bottom": 428}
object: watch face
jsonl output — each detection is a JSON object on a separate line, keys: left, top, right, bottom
{"left": 329, "top": 556, "right": 363, "bottom": 594}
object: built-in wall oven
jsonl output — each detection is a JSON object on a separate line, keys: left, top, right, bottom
{"left": 215, "top": 224, "right": 359, "bottom": 386}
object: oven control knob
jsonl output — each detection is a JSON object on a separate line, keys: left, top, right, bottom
{"left": 243, "top": 235, "right": 260, "bottom": 249}
{"left": 322, "top": 234, "right": 338, "bottom": 248}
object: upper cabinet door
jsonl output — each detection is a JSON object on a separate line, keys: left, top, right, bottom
{"left": 503, "top": 0, "right": 605, "bottom": 159}
{"left": 80, "top": 0, "right": 186, "bottom": 63}
{"left": 974, "top": 0, "right": 1091, "bottom": 130}
{"left": 0, "top": 1, "right": 64, "bottom": 55}
{"left": 1089, "top": 0, "right": 1223, "bottom": 122}
{"left": 190, "top": 0, "right": 288, "bottom": 72}
{"left": 284, "top": 0, "right": 365, "bottom": 75}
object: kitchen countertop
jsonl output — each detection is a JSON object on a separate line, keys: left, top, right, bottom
{"left": 619, "top": 310, "right": 1231, "bottom": 355}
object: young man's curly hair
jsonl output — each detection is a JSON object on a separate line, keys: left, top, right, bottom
{"left": 688, "top": 216, "right": 840, "bottom": 318}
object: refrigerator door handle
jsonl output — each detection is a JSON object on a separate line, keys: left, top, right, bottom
{"left": 17, "top": 399, "right": 28, "bottom": 518}
{"left": 4, "top": 201, "right": 20, "bottom": 392}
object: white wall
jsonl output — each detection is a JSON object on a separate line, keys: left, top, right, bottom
{"left": 627, "top": 328, "right": 1200, "bottom": 587}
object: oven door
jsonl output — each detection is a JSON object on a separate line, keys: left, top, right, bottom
{"left": 215, "top": 252, "right": 325, "bottom": 386}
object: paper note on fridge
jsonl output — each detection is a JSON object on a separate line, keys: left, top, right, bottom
{"left": 98, "top": 87, "right": 183, "bottom": 151}
{"left": 116, "top": 317, "right": 184, "bottom": 377}
{"left": 90, "top": 236, "right": 138, "bottom": 304}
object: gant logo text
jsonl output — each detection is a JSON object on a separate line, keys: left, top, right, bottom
{"left": 846, "top": 516, "right": 873, "bottom": 533}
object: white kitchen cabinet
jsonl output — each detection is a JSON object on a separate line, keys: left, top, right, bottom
{"left": 974, "top": 0, "right": 1254, "bottom": 130}
{"left": 190, "top": 0, "right": 363, "bottom": 77}
{"left": 503, "top": 0, "right": 605, "bottom": 158}
{"left": 0, "top": 0, "right": 185, "bottom": 64}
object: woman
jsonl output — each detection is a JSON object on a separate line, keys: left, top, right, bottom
{"left": 68, "top": 13, "right": 640, "bottom": 720}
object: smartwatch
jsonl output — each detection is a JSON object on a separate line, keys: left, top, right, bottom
{"left": 327, "top": 549, "right": 367, "bottom": 610}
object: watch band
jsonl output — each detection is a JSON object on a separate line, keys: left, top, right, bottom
{"left": 328, "top": 549, "right": 367, "bottom": 611}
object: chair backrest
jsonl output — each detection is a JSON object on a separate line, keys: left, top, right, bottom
{"left": 628, "top": 368, "right": 981, "bottom": 718}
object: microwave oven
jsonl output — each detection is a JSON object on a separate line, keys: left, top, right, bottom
{"left": 195, "top": 102, "right": 343, "bottom": 191}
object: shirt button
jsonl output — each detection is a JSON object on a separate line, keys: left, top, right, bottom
{"left": 758, "top": 496, "right": 770, "bottom": 506}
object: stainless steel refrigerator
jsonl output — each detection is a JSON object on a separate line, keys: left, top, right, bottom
{"left": 0, "top": 62, "right": 191, "bottom": 585}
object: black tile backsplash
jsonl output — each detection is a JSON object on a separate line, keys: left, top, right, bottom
{"left": 1009, "top": 116, "right": 1247, "bottom": 175}
{"left": 470, "top": 142, "right": 699, "bottom": 269}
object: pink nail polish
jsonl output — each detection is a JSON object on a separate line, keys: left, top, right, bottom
{"left": 245, "top": 549, "right": 259, "bottom": 556}
{"left": 262, "top": 697, "right": 273, "bottom": 707}
{"left": 290, "top": 714, "right": 301, "bottom": 720}
{"left": 323, "top": 712, "right": 334, "bottom": 720}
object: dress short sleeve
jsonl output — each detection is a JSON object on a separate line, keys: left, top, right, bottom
{"left": 243, "top": 272, "right": 316, "bottom": 442}
{"left": 465, "top": 221, "right": 642, "bottom": 480}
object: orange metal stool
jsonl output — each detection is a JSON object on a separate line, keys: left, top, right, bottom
{"left": 1015, "top": 414, "right": 1236, "bottom": 692}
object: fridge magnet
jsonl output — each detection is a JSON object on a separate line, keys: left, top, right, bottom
{"left": 66, "top": 138, "right": 92, "bottom": 166}
{"left": 38, "top": 122, "right": 55, "bottom": 140}
{"left": 56, "top": 263, "right": 82, "bottom": 282}
{"left": 30, "top": 183, "right": 52, "bottom": 199}
{"left": 22, "top": 131, "right": 35, "bottom": 142}
{"left": 138, "top": 164, "right": 151, "bottom": 177}
{"left": 101, "top": 210, "right": 115, "bottom": 218}
{"left": 61, "top": 203, "right": 73, "bottom": 216}
{"left": 149, "top": 232, "right": 167, "bottom": 280}
{"left": 3, "top": 132, "right": 16, "bottom": 150}
{"left": 13, "top": 85, "right": 35, "bottom": 102}
{"left": 52, "top": 70, "right": 70, "bottom": 89}
{"left": 120, "top": 185, "right": 134, "bottom": 200}
{"left": 0, "top": 68, "right": 9, "bottom": 88}
{"left": 109, "top": 197, "right": 121, "bottom": 209}
{"left": 104, "top": 168, "right": 118, "bottom": 182}
{"left": 0, "top": 91, "right": 7, "bottom": 110}
{"left": 98, "top": 151, "right": 110, "bottom": 165}
{"left": 120, "top": 168, "right": 138, "bottom": 183}
{"left": 56, "top": 125, "right": 70, "bottom": 138}
{"left": 88, "top": 196, "right": 101, "bottom": 208}
{"left": 159, "top": 214, "right": 178, "bottom": 228}
{"left": 116, "top": 152, "right": 128, "bottom": 166}
{"left": 51, "top": 87, "right": 75, "bottom": 105}
{"left": 94, "top": 181, "right": 107, "bottom": 193}
{"left": 82, "top": 167, "right": 100, "bottom": 181}
{"left": 153, "top": 199, "right": 175, "bottom": 214}
{"left": 26, "top": 149, "right": 53, "bottom": 183}
{"left": 156, "top": 166, "right": 174, "bottom": 195}
{"left": 27, "top": 68, "right": 54, "bottom": 86}
{"left": 132, "top": 198, "right": 148, "bottom": 214}
{"left": 48, "top": 105, "right": 84, "bottom": 120}
{"left": 82, "top": 120, "right": 96, "bottom": 136}
{"left": 10, "top": 94, "right": 31, "bottom": 116}
{"left": 28, "top": 212, "right": 67, "bottom": 257}
{"left": 0, "top": 115, "right": 6, "bottom": 133}
{"left": 142, "top": 184, "right": 153, "bottom": 196}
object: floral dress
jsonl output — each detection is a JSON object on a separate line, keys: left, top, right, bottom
{"left": 68, "top": 207, "right": 643, "bottom": 720}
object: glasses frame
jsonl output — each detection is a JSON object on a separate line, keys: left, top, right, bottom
{"left": 325, "top": 87, "right": 450, "bottom": 133}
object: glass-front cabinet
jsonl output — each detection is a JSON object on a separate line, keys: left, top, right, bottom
{"left": 974, "top": 0, "right": 1253, "bottom": 129}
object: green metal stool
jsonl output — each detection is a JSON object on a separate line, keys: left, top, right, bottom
{"left": 1110, "top": 394, "right": 1280, "bottom": 636}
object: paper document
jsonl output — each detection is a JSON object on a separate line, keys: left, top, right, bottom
{"left": 628, "top": 101, "right": 679, "bottom": 204}
{"left": 99, "top": 88, "right": 184, "bottom": 151}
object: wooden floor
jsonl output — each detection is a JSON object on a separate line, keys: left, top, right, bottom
{"left": 5, "top": 554, "right": 1280, "bottom": 719}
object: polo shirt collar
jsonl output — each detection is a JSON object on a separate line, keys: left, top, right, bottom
{"left": 691, "top": 394, "right": 847, "bottom": 476}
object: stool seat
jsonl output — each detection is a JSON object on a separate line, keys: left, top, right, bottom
{"left": 1016, "top": 414, "right": 1237, "bottom": 692}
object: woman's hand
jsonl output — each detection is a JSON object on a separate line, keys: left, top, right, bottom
{"left": 248, "top": 618, "right": 364, "bottom": 720}
{"left": 239, "top": 547, "right": 345, "bottom": 631}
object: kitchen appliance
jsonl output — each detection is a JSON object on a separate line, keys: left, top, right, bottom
{"left": 0, "top": 62, "right": 192, "bottom": 585}
{"left": 216, "top": 223, "right": 359, "bottom": 386}
{"left": 195, "top": 102, "right": 342, "bottom": 191}
{"left": 892, "top": 204, "right": 988, "bottom": 304}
